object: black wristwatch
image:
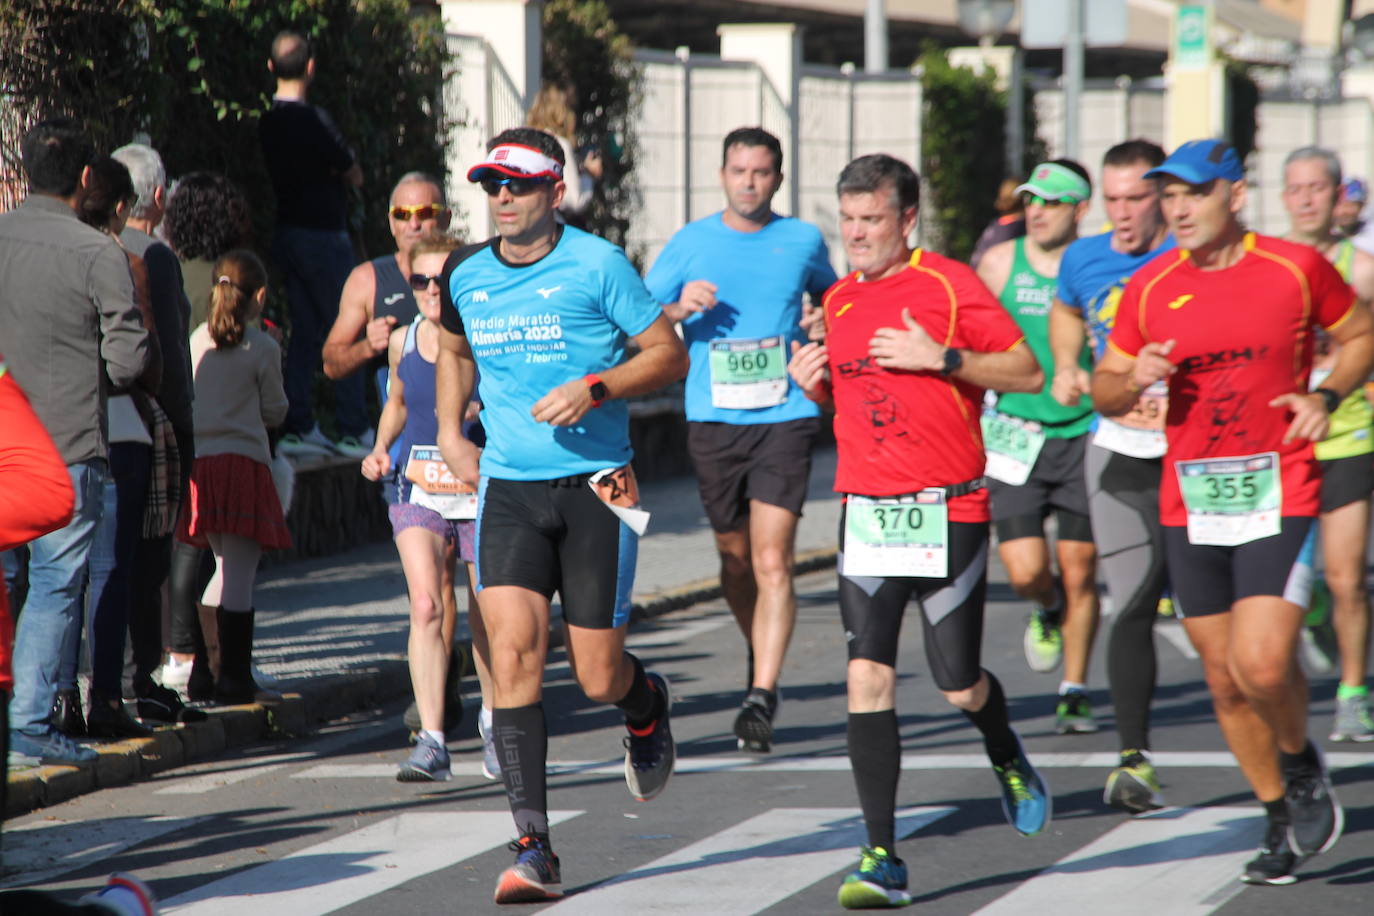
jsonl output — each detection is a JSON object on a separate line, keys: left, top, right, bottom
{"left": 940, "top": 347, "right": 963, "bottom": 376}
{"left": 1315, "top": 386, "right": 1341, "bottom": 413}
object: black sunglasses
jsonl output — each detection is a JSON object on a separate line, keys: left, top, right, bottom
{"left": 408, "top": 273, "right": 442, "bottom": 291}
{"left": 480, "top": 176, "right": 552, "bottom": 197}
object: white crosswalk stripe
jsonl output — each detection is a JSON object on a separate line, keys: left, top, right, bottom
{"left": 973, "top": 807, "right": 1262, "bottom": 915}
{"left": 160, "top": 810, "right": 583, "bottom": 914}
{"left": 0, "top": 815, "right": 207, "bottom": 890}
{"left": 539, "top": 806, "right": 953, "bottom": 915}
{"left": 288, "top": 749, "right": 1374, "bottom": 781}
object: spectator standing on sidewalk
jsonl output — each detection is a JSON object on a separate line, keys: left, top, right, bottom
{"left": 260, "top": 29, "right": 369, "bottom": 459}
{"left": 181, "top": 250, "right": 291, "bottom": 706}
{"left": 72, "top": 156, "right": 167, "bottom": 741}
{"left": 0, "top": 118, "right": 151, "bottom": 767}
{"left": 112, "top": 142, "right": 203, "bottom": 725}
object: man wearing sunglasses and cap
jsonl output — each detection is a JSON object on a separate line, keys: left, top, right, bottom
{"left": 976, "top": 159, "right": 1100, "bottom": 735}
{"left": 433, "top": 127, "right": 688, "bottom": 904}
{"left": 1095, "top": 138, "right": 1374, "bottom": 885}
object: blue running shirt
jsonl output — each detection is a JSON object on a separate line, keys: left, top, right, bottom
{"left": 440, "top": 227, "right": 663, "bottom": 480}
{"left": 645, "top": 212, "right": 836, "bottom": 424}
{"left": 1056, "top": 231, "right": 1176, "bottom": 361}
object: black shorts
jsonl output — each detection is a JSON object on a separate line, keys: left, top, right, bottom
{"left": 1319, "top": 453, "right": 1374, "bottom": 513}
{"left": 988, "top": 433, "right": 1092, "bottom": 542}
{"left": 837, "top": 511, "right": 989, "bottom": 692}
{"left": 475, "top": 475, "right": 637, "bottom": 629}
{"left": 687, "top": 417, "right": 819, "bottom": 533}
{"left": 1163, "top": 517, "right": 1313, "bottom": 618}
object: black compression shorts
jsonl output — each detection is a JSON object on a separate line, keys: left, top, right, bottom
{"left": 837, "top": 511, "right": 989, "bottom": 692}
{"left": 475, "top": 475, "right": 637, "bottom": 629}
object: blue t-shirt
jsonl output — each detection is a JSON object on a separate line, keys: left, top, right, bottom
{"left": 1056, "top": 231, "right": 1176, "bottom": 360}
{"left": 644, "top": 212, "right": 836, "bottom": 424}
{"left": 440, "top": 228, "right": 662, "bottom": 480}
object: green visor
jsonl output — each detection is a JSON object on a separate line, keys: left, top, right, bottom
{"left": 1015, "top": 162, "right": 1090, "bottom": 203}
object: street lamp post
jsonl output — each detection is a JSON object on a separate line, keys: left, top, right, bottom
{"left": 957, "top": 1, "right": 1022, "bottom": 172}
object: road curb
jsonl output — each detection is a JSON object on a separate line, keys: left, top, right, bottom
{"left": 4, "top": 550, "right": 839, "bottom": 818}
{"left": 4, "top": 661, "right": 412, "bottom": 819}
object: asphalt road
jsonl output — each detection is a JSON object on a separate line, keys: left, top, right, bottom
{"left": 4, "top": 569, "right": 1372, "bottom": 915}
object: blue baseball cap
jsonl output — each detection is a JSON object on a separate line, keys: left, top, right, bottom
{"left": 1144, "top": 139, "right": 1244, "bottom": 184}
{"left": 1342, "top": 177, "right": 1368, "bottom": 203}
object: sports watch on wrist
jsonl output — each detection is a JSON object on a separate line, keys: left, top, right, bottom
{"left": 1314, "top": 386, "right": 1341, "bottom": 414}
{"left": 940, "top": 347, "right": 963, "bottom": 376}
{"left": 585, "top": 373, "right": 609, "bottom": 408}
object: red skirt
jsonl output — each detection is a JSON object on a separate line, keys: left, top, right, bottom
{"left": 178, "top": 453, "right": 292, "bottom": 550}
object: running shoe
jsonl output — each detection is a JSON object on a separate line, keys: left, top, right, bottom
{"left": 624, "top": 671, "right": 675, "bottom": 801}
{"left": 77, "top": 872, "right": 160, "bottom": 916}
{"left": 1240, "top": 821, "right": 1299, "bottom": 886}
{"left": 1023, "top": 607, "right": 1063, "bottom": 673}
{"left": 396, "top": 732, "right": 451, "bottom": 782}
{"left": 479, "top": 711, "right": 501, "bottom": 780}
{"left": 1054, "top": 689, "right": 1097, "bottom": 734}
{"left": 1329, "top": 693, "right": 1374, "bottom": 742}
{"left": 494, "top": 834, "right": 562, "bottom": 903}
{"left": 1284, "top": 745, "right": 1344, "bottom": 856}
{"left": 334, "top": 435, "right": 371, "bottom": 459}
{"left": 1103, "top": 750, "right": 1165, "bottom": 814}
{"left": 993, "top": 737, "right": 1052, "bottom": 837}
{"left": 278, "top": 425, "right": 336, "bottom": 458}
{"left": 734, "top": 688, "right": 778, "bottom": 753}
{"left": 837, "top": 846, "right": 911, "bottom": 909}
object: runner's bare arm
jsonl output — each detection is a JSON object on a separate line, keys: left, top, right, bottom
{"left": 435, "top": 324, "right": 480, "bottom": 485}
{"left": 1048, "top": 299, "right": 1091, "bottom": 406}
{"left": 788, "top": 340, "right": 832, "bottom": 406}
{"left": 1092, "top": 340, "right": 1176, "bottom": 417}
{"left": 323, "top": 262, "right": 396, "bottom": 379}
{"left": 531, "top": 313, "right": 688, "bottom": 427}
{"left": 1274, "top": 299, "right": 1374, "bottom": 443}
{"left": 973, "top": 239, "right": 1014, "bottom": 302}
{"left": 866, "top": 307, "right": 1041, "bottom": 392}
{"left": 362, "top": 328, "right": 409, "bottom": 481}
{"left": 661, "top": 279, "right": 718, "bottom": 323}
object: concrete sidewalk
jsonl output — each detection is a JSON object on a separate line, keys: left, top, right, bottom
{"left": 5, "top": 448, "right": 843, "bottom": 817}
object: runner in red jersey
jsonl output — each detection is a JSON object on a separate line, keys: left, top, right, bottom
{"left": 788, "top": 153, "right": 1050, "bottom": 910}
{"left": 1095, "top": 139, "right": 1374, "bottom": 886}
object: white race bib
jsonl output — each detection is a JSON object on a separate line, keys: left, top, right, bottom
{"left": 842, "top": 491, "right": 949, "bottom": 578}
{"left": 405, "top": 445, "right": 477, "bottom": 520}
{"left": 981, "top": 410, "right": 1046, "bottom": 486}
{"left": 1175, "top": 452, "right": 1281, "bottom": 547}
{"left": 1093, "top": 381, "right": 1167, "bottom": 458}
{"left": 708, "top": 336, "right": 788, "bottom": 409}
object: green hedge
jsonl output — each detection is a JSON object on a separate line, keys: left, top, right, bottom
{"left": 1, "top": 0, "right": 451, "bottom": 266}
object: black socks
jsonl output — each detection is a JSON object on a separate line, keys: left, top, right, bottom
{"left": 615, "top": 653, "right": 663, "bottom": 729}
{"left": 962, "top": 671, "right": 1020, "bottom": 768}
{"left": 493, "top": 703, "right": 549, "bottom": 838}
{"left": 848, "top": 709, "right": 901, "bottom": 852}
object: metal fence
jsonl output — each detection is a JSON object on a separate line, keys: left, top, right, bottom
{"left": 0, "top": 97, "right": 31, "bottom": 214}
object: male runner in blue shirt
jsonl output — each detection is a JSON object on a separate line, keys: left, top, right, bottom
{"left": 646, "top": 127, "right": 835, "bottom": 752}
{"left": 434, "top": 127, "right": 688, "bottom": 904}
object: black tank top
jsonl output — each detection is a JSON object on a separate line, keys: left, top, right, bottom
{"left": 369, "top": 255, "right": 418, "bottom": 383}
{"left": 373, "top": 255, "right": 418, "bottom": 326}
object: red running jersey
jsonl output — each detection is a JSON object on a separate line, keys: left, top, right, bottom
{"left": 823, "top": 249, "right": 1025, "bottom": 522}
{"left": 1107, "top": 233, "right": 1356, "bottom": 526}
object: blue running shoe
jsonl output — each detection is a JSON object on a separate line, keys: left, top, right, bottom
{"left": 994, "top": 736, "right": 1052, "bottom": 837}
{"left": 10, "top": 728, "right": 97, "bottom": 766}
{"left": 494, "top": 834, "right": 562, "bottom": 903}
{"left": 837, "top": 846, "right": 911, "bottom": 909}
{"left": 396, "top": 732, "right": 450, "bottom": 782}
{"left": 624, "top": 671, "right": 675, "bottom": 801}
